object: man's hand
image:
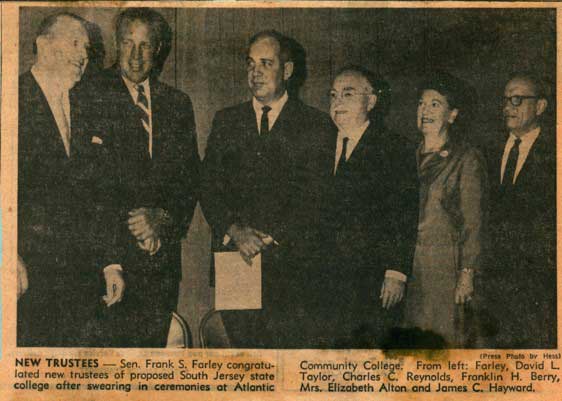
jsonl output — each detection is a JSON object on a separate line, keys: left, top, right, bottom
{"left": 227, "top": 224, "right": 271, "bottom": 266}
{"left": 103, "top": 269, "right": 125, "bottom": 307}
{"left": 455, "top": 270, "right": 474, "bottom": 304}
{"left": 17, "top": 255, "right": 29, "bottom": 300}
{"left": 128, "top": 208, "right": 168, "bottom": 241}
{"left": 380, "top": 276, "right": 405, "bottom": 309}
{"left": 137, "top": 237, "right": 161, "bottom": 255}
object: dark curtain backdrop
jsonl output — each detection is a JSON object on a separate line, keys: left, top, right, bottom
{"left": 20, "top": 7, "right": 556, "bottom": 345}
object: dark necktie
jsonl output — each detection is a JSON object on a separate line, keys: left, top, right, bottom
{"left": 260, "top": 106, "right": 271, "bottom": 135}
{"left": 503, "top": 138, "right": 521, "bottom": 186}
{"left": 136, "top": 84, "right": 150, "bottom": 128}
{"left": 336, "top": 137, "right": 349, "bottom": 174}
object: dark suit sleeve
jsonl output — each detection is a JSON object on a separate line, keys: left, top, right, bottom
{"left": 200, "top": 110, "right": 237, "bottom": 245}
{"left": 378, "top": 136, "right": 419, "bottom": 277}
{"left": 159, "top": 91, "right": 200, "bottom": 244}
{"left": 73, "top": 79, "right": 127, "bottom": 269}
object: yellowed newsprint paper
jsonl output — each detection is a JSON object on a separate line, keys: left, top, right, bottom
{"left": 1, "top": 0, "right": 561, "bottom": 400}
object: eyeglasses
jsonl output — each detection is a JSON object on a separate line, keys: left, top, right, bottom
{"left": 503, "top": 95, "right": 538, "bottom": 107}
{"left": 329, "top": 90, "right": 373, "bottom": 102}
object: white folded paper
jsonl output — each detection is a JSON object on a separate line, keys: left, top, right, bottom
{"left": 214, "top": 252, "right": 262, "bottom": 311}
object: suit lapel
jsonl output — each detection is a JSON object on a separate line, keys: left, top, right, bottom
{"left": 515, "top": 129, "right": 547, "bottom": 186}
{"left": 269, "top": 98, "right": 299, "bottom": 139}
{"left": 29, "top": 74, "right": 70, "bottom": 159}
{"left": 341, "top": 122, "right": 377, "bottom": 174}
{"left": 109, "top": 69, "right": 150, "bottom": 158}
{"left": 150, "top": 80, "right": 162, "bottom": 157}
{"left": 69, "top": 87, "right": 83, "bottom": 157}
{"left": 241, "top": 101, "right": 259, "bottom": 140}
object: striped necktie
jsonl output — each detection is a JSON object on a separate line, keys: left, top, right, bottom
{"left": 136, "top": 84, "right": 150, "bottom": 128}
{"left": 136, "top": 84, "right": 152, "bottom": 157}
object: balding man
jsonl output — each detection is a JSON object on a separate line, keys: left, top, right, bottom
{"left": 485, "top": 73, "right": 556, "bottom": 348}
{"left": 18, "top": 12, "right": 124, "bottom": 346}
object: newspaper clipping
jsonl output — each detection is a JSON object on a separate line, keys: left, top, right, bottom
{"left": 1, "top": 1, "right": 560, "bottom": 400}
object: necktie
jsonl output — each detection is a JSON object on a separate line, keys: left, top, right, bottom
{"left": 336, "top": 137, "right": 349, "bottom": 174}
{"left": 260, "top": 105, "right": 271, "bottom": 135}
{"left": 503, "top": 138, "right": 521, "bottom": 186}
{"left": 136, "top": 84, "right": 152, "bottom": 157}
{"left": 136, "top": 84, "right": 150, "bottom": 128}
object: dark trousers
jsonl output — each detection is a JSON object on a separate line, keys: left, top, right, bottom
{"left": 93, "top": 245, "right": 181, "bottom": 348}
{"left": 18, "top": 273, "right": 102, "bottom": 347}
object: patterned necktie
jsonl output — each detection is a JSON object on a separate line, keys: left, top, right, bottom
{"left": 503, "top": 138, "right": 521, "bottom": 186}
{"left": 136, "top": 84, "right": 150, "bottom": 128}
{"left": 260, "top": 105, "right": 271, "bottom": 135}
{"left": 336, "top": 137, "right": 349, "bottom": 174}
{"left": 136, "top": 84, "right": 152, "bottom": 157}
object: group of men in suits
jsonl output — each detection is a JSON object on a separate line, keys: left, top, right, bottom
{"left": 17, "top": 9, "right": 556, "bottom": 349}
{"left": 18, "top": 9, "right": 199, "bottom": 347}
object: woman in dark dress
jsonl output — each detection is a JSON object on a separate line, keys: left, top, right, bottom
{"left": 404, "top": 72, "right": 488, "bottom": 347}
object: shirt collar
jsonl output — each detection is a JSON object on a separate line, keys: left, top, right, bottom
{"left": 338, "top": 120, "right": 370, "bottom": 143}
{"left": 252, "top": 91, "right": 289, "bottom": 116}
{"left": 121, "top": 74, "right": 150, "bottom": 103}
{"left": 509, "top": 126, "right": 541, "bottom": 146}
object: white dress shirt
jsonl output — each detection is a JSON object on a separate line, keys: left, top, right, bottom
{"left": 500, "top": 127, "right": 541, "bottom": 184}
{"left": 122, "top": 75, "right": 153, "bottom": 157}
{"left": 31, "top": 65, "right": 72, "bottom": 157}
{"left": 334, "top": 119, "right": 407, "bottom": 283}
{"left": 252, "top": 91, "right": 289, "bottom": 134}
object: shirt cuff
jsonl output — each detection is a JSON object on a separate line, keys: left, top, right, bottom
{"left": 103, "top": 264, "right": 123, "bottom": 273}
{"left": 223, "top": 234, "right": 232, "bottom": 246}
{"left": 385, "top": 269, "right": 407, "bottom": 282}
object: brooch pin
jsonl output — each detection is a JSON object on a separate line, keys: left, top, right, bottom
{"left": 439, "top": 150, "right": 449, "bottom": 158}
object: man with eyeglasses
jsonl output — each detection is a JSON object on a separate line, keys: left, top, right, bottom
{"left": 484, "top": 73, "right": 556, "bottom": 348}
{"left": 312, "top": 66, "right": 418, "bottom": 348}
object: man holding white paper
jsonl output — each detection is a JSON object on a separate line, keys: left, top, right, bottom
{"left": 202, "top": 30, "right": 333, "bottom": 348}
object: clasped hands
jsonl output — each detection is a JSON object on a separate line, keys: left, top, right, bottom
{"left": 228, "top": 224, "right": 275, "bottom": 265}
{"left": 128, "top": 207, "right": 168, "bottom": 255}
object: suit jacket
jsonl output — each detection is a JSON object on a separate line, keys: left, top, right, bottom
{"left": 484, "top": 127, "right": 556, "bottom": 348}
{"left": 303, "top": 121, "right": 419, "bottom": 348}
{"left": 18, "top": 71, "right": 120, "bottom": 346}
{"left": 18, "top": 71, "right": 117, "bottom": 283}
{"left": 487, "top": 128, "right": 556, "bottom": 270}
{"left": 203, "top": 97, "right": 334, "bottom": 305}
{"left": 203, "top": 98, "right": 334, "bottom": 258}
{"left": 323, "top": 121, "right": 419, "bottom": 291}
{"left": 94, "top": 67, "right": 200, "bottom": 282}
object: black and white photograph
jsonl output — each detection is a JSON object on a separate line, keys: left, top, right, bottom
{"left": 15, "top": 5, "right": 557, "bottom": 351}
